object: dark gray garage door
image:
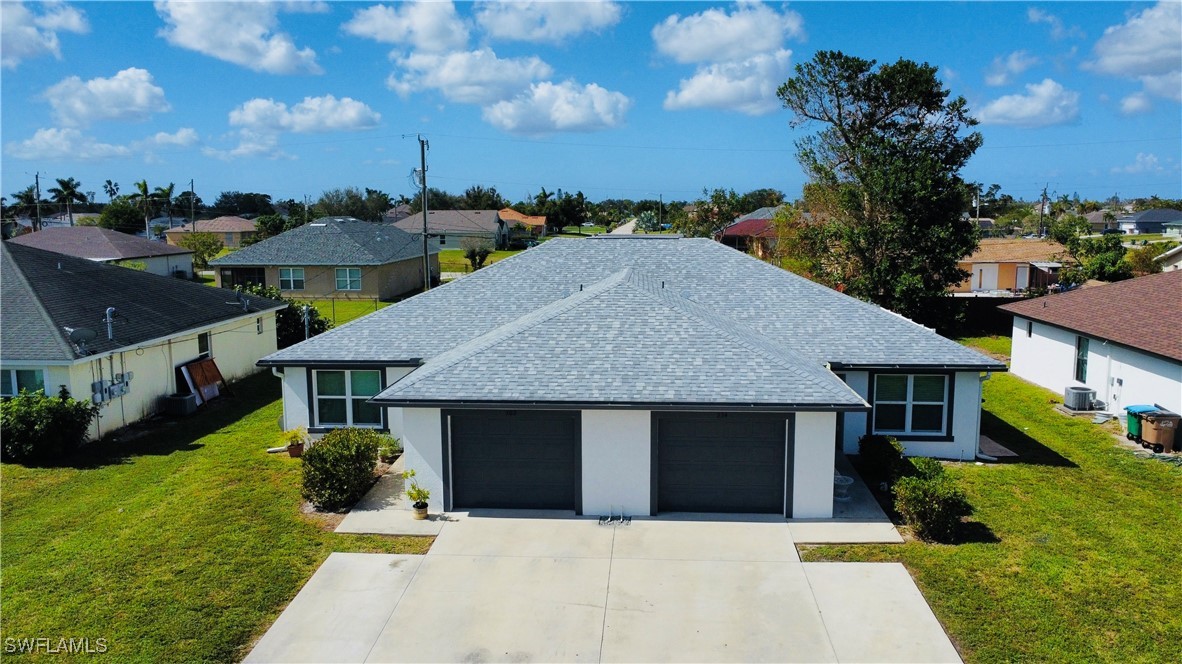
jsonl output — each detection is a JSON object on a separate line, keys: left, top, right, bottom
{"left": 655, "top": 413, "right": 789, "bottom": 514}
{"left": 448, "top": 410, "right": 580, "bottom": 511}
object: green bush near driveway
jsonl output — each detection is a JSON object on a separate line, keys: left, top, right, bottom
{"left": 893, "top": 473, "right": 973, "bottom": 543}
{"left": 301, "top": 427, "right": 381, "bottom": 511}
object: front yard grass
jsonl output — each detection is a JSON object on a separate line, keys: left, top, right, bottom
{"left": 308, "top": 298, "right": 391, "bottom": 325}
{"left": 0, "top": 372, "right": 430, "bottom": 662}
{"left": 803, "top": 356, "right": 1182, "bottom": 661}
{"left": 438, "top": 248, "right": 522, "bottom": 273}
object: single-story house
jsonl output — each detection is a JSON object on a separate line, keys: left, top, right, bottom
{"left": 390, "top": 209, "right": 510, "bottom": 249}
{"left": 1, "top": 243, "right": 285, "bottom": 440}
{"left": 165, "top": 216, "right": 257, "bottom": 248}
{"left": 1163, "top": 221, "right": 1182, "bottom": 238}
{"left": 209, "top": 217, "right": 439, "bottom": 298}
{"left": 1116, "top": 208, "right": 1182, "bottom": 235}
{"left": 718, "top": 206, "right": 786, "bottom": 258}
{"left": 999, "top": 270, "right": 1182, "bottom": 415}
{"left": 1083, "top": 210, "right": 1118, "bottom": 233}
{"left": 498, "top": 207, "right": 548, "bottom": 236}
{"left": 258, "top": 236, "right": 1004, "bottom": 519}
{"left": 953, "top": 238, "right": 1067, "bottom": 295}
{"left": 8, "top": 226, "right": 195, "bottom": 278}
{"left": 1155, "top": 244, "right": 1182, "bottom": 272}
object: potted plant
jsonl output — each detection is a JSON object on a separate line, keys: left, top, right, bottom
{"left": 404, "top": 469, "right": 430, "bottom": 520}
{"left": 280, "top": 426, "right": 309, "bottom": 458}
{"left": 378, "top": 435, "right": 403, "bottom": 463}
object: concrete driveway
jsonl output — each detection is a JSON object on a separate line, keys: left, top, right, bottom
{"left": 246, "top": 516, "right": 960, "bottom": 663}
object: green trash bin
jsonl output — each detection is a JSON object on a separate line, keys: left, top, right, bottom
{"left": 1125, "top": 405, "right": 1158, "bottom": 443}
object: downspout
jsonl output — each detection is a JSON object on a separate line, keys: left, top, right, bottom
{"left": 975, "top": 372, "right": 998, "bottom": 462}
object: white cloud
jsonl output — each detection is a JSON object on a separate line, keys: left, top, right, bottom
{"left": 1111, "top": 152, "right": 1163, "bottom": 174}
{"left": 341, "top": 2, "right": 468, "bottom": 53}
{"left": 45, "top": 68, "right": 169, "bottom": 127}
{"left": 155, "top": 0, "right": 322, "bottom": 75}
{"left": 483, "top": 81, "right": 632, "bottom": 134}
{"left": 202, "top": 130, "right": 286, "bottom": 161}
{"left": 652, "top": 2, "right": 803, "bottom": 64}
{"left": 1085, "top": 2, "right": 1181, "bottom": 102}
{"left": 1119, "top": 92, "right": 1152, "bottom": 115}
{"left": 474, "top": 0, "right": 622, "bottom": 43}
{"left": 985, "top": 50, "right": 1039, "bottom": 86}
{"left": 1, "top": 1, "right": 89, "bottom": 68}
{"left": 977, "top": 78, "right": 1080, "bottom": 127}
{"left": 6, "top": 127, "right": 130, "bottom": 161}
{"left": 229, "top": 95, "right": 381, "bottom": 133}
{"left": 663, "top": 49, "right": 792, "bottom": 115}
{"left": 137, "top": 127, "right": 199, "bottom": 148}
{"left": 1027, "top": 7, "right": 1084, "bottom": 40}
{"left": 388, "top": 48, "right": 553, "bottom": 104}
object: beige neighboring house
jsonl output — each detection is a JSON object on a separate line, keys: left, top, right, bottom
{"left": 1, "top": 243, "right": 285, "bottom": 441}
{"left": 209, "top": 216, "right": 439, "bottom": 299}
{"left": 391, "top": 209, "right": 510, "bottom": 249}
{"left": 1156, "top": 244, "right": 1182, "bottom": 272}
{"left": 165, "top": 216, "right": 257, "bottom": 248}
{"left": 8, "top": 226, "right": 195, "bottom": 278}
{"left": 953, "top": 238, "right": 1067, "bottom": 295}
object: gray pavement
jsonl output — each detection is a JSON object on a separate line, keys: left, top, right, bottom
{"left": 247, "top": 517, "right": 960, "bottom": 663}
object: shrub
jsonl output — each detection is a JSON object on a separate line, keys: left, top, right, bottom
{"left": 377, "top": 434, "right": 402, "bottom": 461}
{"left": 893, "top": 475, "right": 973, "bottom": 543}
{"left": 908, "top": 456, "right": 946, "bottom": 481}
{"left": 858, "top": 434, "right": 909, "bottom": 484}
{"left": 1, "top": 388, "right": 99, "bottom": 463}
{"left": 300, "top": 427, "right": 380, "bottom": 511}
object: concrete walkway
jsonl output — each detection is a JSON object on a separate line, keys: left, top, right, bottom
{"left": 609, "top": 220, "right": 636, "bottom": 234}
{"left": 247, "top": 517, "right": 960, "bottom": 663}
{"left": 336, "top": 457, "right": 447, "bottom": 536}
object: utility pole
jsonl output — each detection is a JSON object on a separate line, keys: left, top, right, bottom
{"left": 189, "top": 179, "right": 195, "bottom": 231}
{"left": 304, "top": 195, "right": 309, "bottom": 225}
{"left": 1038, "top": 184, "right": 1048, "bottom": 237}
{"left": 418, "top": 135, "right": 430, "bottom": 292}
{"left": 34, "top": 173, "right": 42, "bottom": 232}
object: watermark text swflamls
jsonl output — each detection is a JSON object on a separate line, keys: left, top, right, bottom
{"left": 4, "top": 637, "right": 108, "bottom": 654}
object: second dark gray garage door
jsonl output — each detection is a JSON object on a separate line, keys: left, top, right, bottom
{"left": 448, "top": 410, "right": 580, "bottom": 511}
{"left": 655, "top": 413, "right": 789, "bottom": 514}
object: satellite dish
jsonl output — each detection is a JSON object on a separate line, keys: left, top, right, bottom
{"left": 67, "top": 327, "right": 98, "bottom": 344}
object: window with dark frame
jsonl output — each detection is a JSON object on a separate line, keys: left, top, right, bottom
{"left": 335, "top": 267, "right": 361, "bottom": 291}
{"left": 198, "top": 332, "right": 210, "bottom": 357}
{"left": 1075, "top": 337, "right": 1089, "bottom": 382}
{"left": 313, "top": 370, "right": 382, "bottom": 427}
{"left": 0, "top": 369, "right": 45, "bottom": 397}
{"left": 873, "top": 374, "right": 948, "bottom": 436}
{"left": 279, "top": 267, "right": 304, "bottom": 290}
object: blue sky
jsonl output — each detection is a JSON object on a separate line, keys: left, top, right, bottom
{"left": 2, "top": 1, "right": 1179, "bottom": 208}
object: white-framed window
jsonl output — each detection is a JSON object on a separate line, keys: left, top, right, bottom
{"left": 1, "top": 369, "right": 45, "bottom": 397}
{"left": 873, "top": 374, "right": 948, "bottom": 436}
{"left": 313, "top": 370, "right": 382, "bottom": 427}
{"left": 279, "top": 267, "right": 304, "bottom": 290}
{"left": 335, "top": 267, "right": 361, "bottom": 291}
{"left": 197, "top": 332, "right": 211, "bottom": 357}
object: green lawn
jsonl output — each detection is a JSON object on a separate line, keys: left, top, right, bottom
{"left": 438, "top": 248, "right": 523, "bottom": 273}
{"left": 956, "top": 334, "right": 1011, "bottom": 360}
{"left": 308, "top": 298, "right": 392, "bottom": 325}
{"left": 559, "top": 225, "right": 607, "bottom": 235}
{"left": 0, "top": 373, "right": 430, "bottom": 662}
{"left": 802, "top": 342, "right": 1182, "bottom": 662}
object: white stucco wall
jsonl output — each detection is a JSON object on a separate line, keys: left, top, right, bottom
{"left": 402, "top": 407, "right": 444, "bottom": 511}
{"left": 581, "top": 410, "right": 651, "bottom": 517}
{"left": 792, "top": 412, "right": 836, "bottom": 519}
{"left": 383, "top": 367, "right": 416, "bottom": 440}
{"left": 1011, "top": 316, "right": 1182, "bottom": 414}
{"left": 279, "top": 367, "right": 309, "bottom": 432}
{"left": 842, "top": 370, "right": 983, "bottom": 460}
{"left": 137, "top": 254, "right": 194, "bottom": 278}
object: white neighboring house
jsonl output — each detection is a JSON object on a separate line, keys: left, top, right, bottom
{"left": 258, "top": 236, "right": 1004, "bottom": 520}
{"left": 1000, "top": 271, "right": 1182, "bottom": 415}
{"left": 1, "top": 243, "right": 286, "bottom": 440}
{"left": 8, "top": 226, "right": 195, "bottom": 278}
{"left": 1156, "top": 245, "right": 1182, "bottom": 272}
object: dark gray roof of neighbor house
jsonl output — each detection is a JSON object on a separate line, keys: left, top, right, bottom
{"left": 1124, "top": 208, "right": 1182, "bottom": 223}
{"left": 390, "top": 209, "right": 503, "bottom": 236}
{"left": 8, "top": 226, "right": 193, "bottom": 261}
{"left": 1, "top": 243, "right": 286, "bottom": 362}
{"left": 260, "top": 236, "right": 1002, "bottom": 407}
{"left": 210, "top": 217, "right": 437, "bottom": 267}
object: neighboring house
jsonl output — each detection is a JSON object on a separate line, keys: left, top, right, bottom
{"left": 164, "top": 216, "right": 257, "bottom": 248}
{"left": 384, "top": 204, "right": 413, "bottom": 223}
{"left": 499, "top": 207, "right": 548, "bottom": 236}
{"left": 1163, "top": 221, "right": 1182, "bottom": 238}
{"left": 718, "top": 206, "right": 787, "bottom": 258}
{"left": 390, "top": 209, "right": 510, "bottom": 249}
{"left": 1084, "top": 210, "right": 1117, "bottom": 233}
{"left": 258, "top": 236, "right": 1003, "bottom": 520}
{"left": 953, "top": 238, "right": 1067, "bottom": 295}
{"left": 8, "top": 226, "right": 195, "bottom": 278}
{"left": 209, "top": 217, "right": 439, "bottom": 297}
{"left": 1116, "top": 208, "right": 1182, "bottom": 235}
{"left": 1155, "top": 244, "right": 1182, "bottom": 272}
{"left": 999, "top": 271, "right": 1182, "bottom": 415}
{"left": 1, "top": 243, "right": 285, "bottom": 440}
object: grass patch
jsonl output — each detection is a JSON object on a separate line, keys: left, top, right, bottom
{"left": 0, "top": 372, "right": 431, "bottom": 662}
{"left": 307, "top": 298, "right": 391, "bottom": 326}
{"left": 438, "top": 248, "right": 522, "bottom": 273}
{"left": 802, "top": 373, "right": 1182, "bottom": 662}
{"left": 559, "top": 225, "right": 607, "bottom": 235}
{"left": 958, "top": 334, "right": 1012, "bottom": 362}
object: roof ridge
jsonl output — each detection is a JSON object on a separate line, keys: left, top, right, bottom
{"left": 1, "top": 245, "right": 83, "bottom": 360}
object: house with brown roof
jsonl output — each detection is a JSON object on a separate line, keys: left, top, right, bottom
{"left": 498, "top": 207, "right": 547, "bottom": 236}
{"left": 952, "top": 238, "right": 1067, "bottom": 295}
{"left": 8, "top": 226, "right": 195, "bottom": 278}
{"left": 717, "top": 206, "right": 786, "bottom": 258}
{"left": 390, "top": 209, "right": 510, "bottom": 249}
{"left": 999, "top": 271, "right": 1181, "bottom": 415}
{"left": 164, "top": 216, "right": 257, "bottom": 248}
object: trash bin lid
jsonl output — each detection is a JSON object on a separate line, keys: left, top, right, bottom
{"left": 1125, "top": 404, "right": 1159, "bottom": 413}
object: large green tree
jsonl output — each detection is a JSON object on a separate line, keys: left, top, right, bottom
{"left": 776, "top": 51, "right": 982, "bottom": 325}
{"left": 127, "top": 180, "right": 157, "bottom": 237}
{"left": 98, "top": 198, "right": 144, "bottom": 234}
{"left": 47, "top": 177, "right": 87, "bottom": 227}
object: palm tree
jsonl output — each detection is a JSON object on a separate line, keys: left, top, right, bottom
{"left": 103, "top": 180, "right": 119, "bottom": 202}
{"left": 153, "top": 182, "right": 177, "bottom": 228}
{"left": 127, "top": 179, "right": 156, "bottom": 237}
{"left": 47, "top": 177, "right": 87, "bottom": 226}
{"left": 10, "top": 185, "right": 44, "bottom": 230}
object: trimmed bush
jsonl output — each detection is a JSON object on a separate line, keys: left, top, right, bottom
{"left": 1, "top": 388, "right": 99, "bottom": 463}
{"left": 858, "top": 434, "right": 909, "bottom": 484}
{"left": 908, "top": 456, "right": 946, "bottom": 481}
{"left": 893, "top": 475, "right": 973, "bottom": 543}
{"left": 300, "top": 427, "right": 380, "bottom": 511}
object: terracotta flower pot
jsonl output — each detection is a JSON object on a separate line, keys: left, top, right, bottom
{"left": 287, "top": 442, "right": 304, "bottom": 458}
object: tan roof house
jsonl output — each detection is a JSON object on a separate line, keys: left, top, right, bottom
{"left": 953, "top": 238, "right": 1067, "bottom": 295}
{"left": 498, "top": 208, "right": 548, "bottom": 236}
{"left": 165, "top": 216, "right": 257, "bottom": 248}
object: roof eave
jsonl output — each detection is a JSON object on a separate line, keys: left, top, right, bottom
{"left": 827, "top": 362, "right": 1007, "bottom": 372}
{"left": 256, "top": 358, "right": 423, "bottom": 369}
{"left": 366, "top": 397, "right": 870, "bottom": 412}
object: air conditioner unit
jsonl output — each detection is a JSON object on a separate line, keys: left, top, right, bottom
{"left": 1064, "top": 386, "right": 1096, "bottom": 411}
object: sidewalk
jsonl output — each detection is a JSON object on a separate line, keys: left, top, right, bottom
{"left": 335, "top": 456, "right": 450, "bottom": 536}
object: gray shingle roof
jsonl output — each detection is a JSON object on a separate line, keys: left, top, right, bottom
{"left": 2, "top": 243, "right": 286, "bottom": 362}
{"left": 261, "top": 236, "right": 1002, "bottom": 405}
{"left": 390, "top": 210, "right": 503, "bottom": 236}
{"left": 8, "top": 227, "right": 193, "bottom": 261}
{"left": 210, "top": 217, "right": 437, "bottom": 267}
